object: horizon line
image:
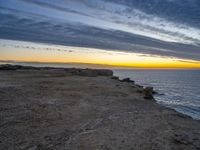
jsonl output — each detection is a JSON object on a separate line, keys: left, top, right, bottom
{"left": 1, "top": 60, "right": 200, "bottom": 70}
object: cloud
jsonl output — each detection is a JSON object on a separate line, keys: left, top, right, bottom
{"left": 0, "top": 0, "right": 200, "bottom": 61}
{"left": 103, "top": 0, "right": 200, "bottom": 27}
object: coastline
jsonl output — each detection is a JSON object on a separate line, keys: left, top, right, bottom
{"left": 0, "top": 65, "right": 199, "bottom": 150}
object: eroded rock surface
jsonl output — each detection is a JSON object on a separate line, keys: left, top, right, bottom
{"left": 0, "top": 66, "right": 199, "bottom": 150}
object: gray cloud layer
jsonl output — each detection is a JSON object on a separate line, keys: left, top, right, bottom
{"left": 0, "top": 0, "right": 200, "bottom": 61}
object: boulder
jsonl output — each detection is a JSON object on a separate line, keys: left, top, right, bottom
{"left": 121, "top": 78, "right": 135, "bottom": 83}
{"left": 143, "top": 86, "right": 154, "bottom": 99}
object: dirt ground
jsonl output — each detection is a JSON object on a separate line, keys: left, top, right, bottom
{"left": 0, "top": 69, "right": 200, "bottom": 150}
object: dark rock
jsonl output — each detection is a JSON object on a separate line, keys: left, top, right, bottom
{"left": 95, "top": 69, "right": 113, "bottom": 76}
{"left": 157, "top": 93, "right": 165, "bottom": 96}
{"left": 136, "top": 89, "right": 143, "bottom": 93}
{"left": 111, "top": 76, "right": 119, "bottom": 80}
{"left": 76, "top": 69, "right": 99, "bottom": 77}
{"left": 0, "top": 64, "right": 39, "bottom": 70}
{"left": 0, "top": 64, "right": 18, "bottom": 70}
{"left": 66, "top": 68, "right": 113, "bottom": 77}
{"left": 143, "top": 87, "right": 154, "bottom": 99}
{"left": 152, "top": 90, "right": 158, "bottom": 94}
{"left": 135, "top": 84, "right": 143, "bottom": 88}
{"left": 121, "top": 78, "right": 135, "bottom": 83}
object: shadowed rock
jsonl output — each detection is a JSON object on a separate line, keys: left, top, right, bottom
{"left": 65, "top": 68, "right": 113, "bottom": 77}
{"left": 121, "top": 78, "right": 135, "bottom": 83}
{"left": 0, "top": 64, "right": 38, "bottom": 70}
{"left": 0, "top": 64, "right": 113, "bottom": 77}
{"left": 111, "top": 76, "right": 119, "bottom": 80}
{"left": 143, "top": 86, "right": 154, "bottom": 99}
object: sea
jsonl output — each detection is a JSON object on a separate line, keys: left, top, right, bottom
{"left": 114, "top": 69, "right": 200, "bottom": 120}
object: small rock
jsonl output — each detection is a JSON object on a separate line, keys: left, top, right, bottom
{"left": 121, "top": 78, "right": 135, "bottom": 83}
{"left": 135, "top": 84, "right": 143, "bottom": 88}
{"left": 111, "top": 76, "right": 119, "bottom": 80}
{"left": 152, "top": 91, "right": 158, "bottom": 94}
{"left": 143, "top": 87, "right": 154, "bottom": 99}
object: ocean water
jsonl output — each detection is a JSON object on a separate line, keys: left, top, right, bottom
{"left": 113, "top": 69, "right": 200, "bottom": 120}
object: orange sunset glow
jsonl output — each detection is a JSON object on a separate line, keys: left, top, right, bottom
{"left": 1, "top": 40, "right": 200, "bottom": 68}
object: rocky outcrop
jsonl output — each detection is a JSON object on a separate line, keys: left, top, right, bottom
{"left": 0, "top": 64, "right": 38, "bottom": 70}
{"left": 0, "top": 64, "right": 113, "bottom": 77}
{"left": 111, "top": 76, "right": 119, "bottom": 80}
{"left": 121, "top": 78, "right": 135, "bottom": 83}
{"left": 143, "top": 86, "right": 154, "bottom": 99}
{"left": 65, "top": 68, "right": 113, "bottom": 77}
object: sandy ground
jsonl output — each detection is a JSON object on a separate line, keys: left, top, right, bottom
{"left": 0, "top": 68, "right": 200, "bottom": 150}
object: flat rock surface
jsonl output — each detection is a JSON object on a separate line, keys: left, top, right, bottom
{"left": 0, "top": 69, "right": 200, "bottom": 150}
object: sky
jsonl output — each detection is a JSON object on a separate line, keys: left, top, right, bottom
{"left": 0, "top": 0, "right": 200, "bottom": 68}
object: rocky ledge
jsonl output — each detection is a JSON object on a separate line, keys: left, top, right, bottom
{"left": 0, "top": 64, "right": 156, "bottom": 100}
{"left": 0, "top": 64, "right": 113, "bottom": 77}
